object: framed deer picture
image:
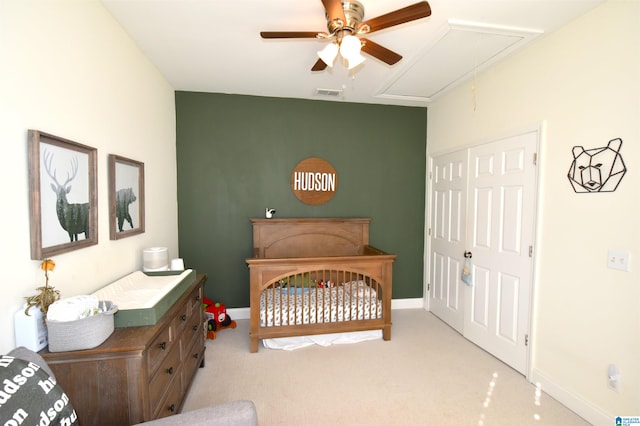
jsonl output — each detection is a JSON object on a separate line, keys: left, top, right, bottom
{"left": 28, "top": 130, "right": 98, "bottom": 260}
{"left": 108, "top": 154, "right": 145, "bottom": 240}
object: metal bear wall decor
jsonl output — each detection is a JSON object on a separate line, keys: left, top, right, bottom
{"left": 568, "top": 138, "right": 626, "bottom": 193}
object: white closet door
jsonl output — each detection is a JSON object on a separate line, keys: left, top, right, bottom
{"left": 429, "top": 130, "right": 538, "bottom": 375}
{"left": 463, "top": 131, "right": 537, "bottom": 374}
{"left": 429, "top": 149, "right": 468, "bottom": 333}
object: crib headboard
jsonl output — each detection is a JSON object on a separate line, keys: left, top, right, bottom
{"left": 250, "top": 218, "right": 371, "bottom": 259}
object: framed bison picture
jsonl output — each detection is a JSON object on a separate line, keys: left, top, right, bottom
{"left": 28, "top": 130, "right": 98, "bottom": 260}
{"left": 108, "top": 154, "right": 145, "bottom": 240}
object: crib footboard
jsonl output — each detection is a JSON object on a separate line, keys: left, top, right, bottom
{"left": 246, "top": 255, "right": 394, "bottom": 353}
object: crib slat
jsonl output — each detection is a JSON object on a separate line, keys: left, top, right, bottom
{"left": 294, "top": 273, "right": 298, "bottom": 326}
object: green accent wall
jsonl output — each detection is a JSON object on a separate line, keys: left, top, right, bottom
{"left": 175, "top": 92, "right": 427, "bottom": 308}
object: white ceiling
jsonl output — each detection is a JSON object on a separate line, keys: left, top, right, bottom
{"left": 101, "top": 0, "right": 604, "bottom": 107}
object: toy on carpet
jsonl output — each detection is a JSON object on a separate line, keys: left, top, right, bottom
{"left": 203, "top": 296, "right": 236, "bottom": 339}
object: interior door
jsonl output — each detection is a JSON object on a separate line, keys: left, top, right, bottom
{"left": 429, "top": 130, "right": 538, "bottom": 375}
{"left": 463, "top": 132, "right": 537, "bottom": 374}
{"left": 428, "top": 149, "right": 468, "bottom": 333}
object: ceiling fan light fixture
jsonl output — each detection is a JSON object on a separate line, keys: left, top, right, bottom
{"left": 346, "top": 53, "right": 366, "bottom": 70}
{"left": 339, "top": 35, "right": 365, "bottom": 69}
{"left": 339, "top": 35, "right": 362, "bottom": 60}
{"left": 317, "top": 42, "right": 339, "bottom": 67}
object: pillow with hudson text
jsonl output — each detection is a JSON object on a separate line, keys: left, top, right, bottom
{"left": 0, "top": 354, "right": 78, "bottom": 425}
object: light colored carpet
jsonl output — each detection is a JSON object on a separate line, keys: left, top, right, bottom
{"left": 183, "top": 309, "right": 590, "bottom": 426}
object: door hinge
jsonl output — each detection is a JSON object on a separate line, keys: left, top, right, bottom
{"left": 429, "top": 171, "right": 433, "bottom": 180}
{"left": 428, "top": 227, "right": 431, "bottom": 236}
{"left": 525, "top": 334, "right": 529, "bottom": 346}
{"left": 427, "top": 283, "right": 431, "bottom": 292}
{"left": 529, "top": 245, "right": 533, "bottom": 257}
{"left": 533, "top": 153, "right": 537, "bottom": 165}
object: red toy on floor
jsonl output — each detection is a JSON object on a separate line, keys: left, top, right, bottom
{"left": 203, "top": 296, "right": 236, "bottom": 339}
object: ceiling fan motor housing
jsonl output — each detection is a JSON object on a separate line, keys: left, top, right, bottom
{"left": 327, "top": 1, "right": 365, "bottom": 36}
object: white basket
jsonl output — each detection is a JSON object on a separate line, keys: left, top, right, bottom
{"left": 46, "top": 301, "right": 118, "bottom": 352}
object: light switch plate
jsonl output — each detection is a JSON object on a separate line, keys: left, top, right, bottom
{"left": 607, "top": 249, "right": 630, "bottom": 272}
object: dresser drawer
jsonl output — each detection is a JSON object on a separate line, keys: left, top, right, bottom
{"left": 185, "top": 284, "right": 202, "bottom": 317}
{"left": 172, "top": 301, "right": 190, "bottom": 336}
{"left": 153, "top": 369, "right": 184, "bottom": 419}
{"left": 181, "top": 308, "right": 203, "bottom": 348}
{"left": 147, "top": 325, "right": 175, "bottom": 377}
{"left": 182, "top": 332, "right": 204, "bottom": 392}
{"left": 149, "top": 337, "right": 181, "bottom": 412}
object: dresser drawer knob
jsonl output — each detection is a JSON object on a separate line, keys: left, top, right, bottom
{"left": 159, "top": 341, "right": 167, "bottom": 350}
{"left": 166, "top": 366, "right": 174, "bottom": 375}
{"left": 168, "top": 404, "right": 176, "bottom": 413}
{"left": 192, "top": 324, "right": 199, "bottom": 331}
{"left": 193, "top": 353, "right": 199, "bottom": 360}
{"left": 181, "top": 314, "right": 187, "bottom": 321}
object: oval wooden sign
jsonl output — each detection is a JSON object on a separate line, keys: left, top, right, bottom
{"left": 291, "top": 157, "right": 338, "bottom": 205}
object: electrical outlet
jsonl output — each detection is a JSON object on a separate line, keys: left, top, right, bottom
{"left": 607, "top": 249, "right": 630, "bottom": 272}
{"left": 608, "top": 364, "right": 621, "bottom": 393}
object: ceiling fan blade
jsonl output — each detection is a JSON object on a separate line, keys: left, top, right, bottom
{"left": 360, "top": 1, "right": 431, "bottom": 33}
{"left": 321, "top": 0, "right": 347, "bottom": 25}
{"left": 311, "top": 58, "right": 328, "bottom": 71}
{"left": 360, "top": 38, "right": 402, "bottom": 65}
{"left": 260, "top": 31, "right": 323, "bottom": 39}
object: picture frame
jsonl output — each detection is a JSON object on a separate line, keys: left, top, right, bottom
{"left": 108, "top": 154, "right": 145, "bottom": 240}
{"left": 28, "top": 130, "right": 98, "bottom": 260}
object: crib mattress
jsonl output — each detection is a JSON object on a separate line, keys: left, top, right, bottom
{"left": 260, "top": 281, "right": 382, "bottom": 327}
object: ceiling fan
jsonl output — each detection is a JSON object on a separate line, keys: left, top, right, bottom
{"left": 260, "top": 1, "right": 432, "bottom": 71}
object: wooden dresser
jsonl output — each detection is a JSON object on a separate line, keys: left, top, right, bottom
{"left": 41, "top": 273, "right": 207, "bottom": 426}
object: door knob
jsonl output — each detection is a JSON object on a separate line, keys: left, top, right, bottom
{"left": 464, "top": 251, "right": 472, "bottom": 258}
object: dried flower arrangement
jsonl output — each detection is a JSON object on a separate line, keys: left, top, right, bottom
{"left": 24, "top": 259, "right": 61, "bottom": 315}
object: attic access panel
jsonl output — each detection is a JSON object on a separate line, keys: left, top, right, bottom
{"left": 377, "top": 21, "right": 543, "bottom": 102}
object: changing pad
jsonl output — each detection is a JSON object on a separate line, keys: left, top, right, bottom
{"left": 92, "top": 269, "right": 195, "bottom": 327}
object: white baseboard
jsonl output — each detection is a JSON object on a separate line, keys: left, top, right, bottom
{"left": 226, "top": 307, "right": 250, "bottom": 320}
{"left": 392, "top": 298, "right": 425, "bottom": 310}
{"left": 530, "top": 368, "right": 613, "bottom": 426}
{"left": 227, "top": 298, "right": 425, "bottom": 321}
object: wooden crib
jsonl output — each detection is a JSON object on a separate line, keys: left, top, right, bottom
{"left": 246, "top": 218, "right": 396, "bottom": 352}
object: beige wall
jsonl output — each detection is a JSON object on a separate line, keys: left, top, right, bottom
{"left": 426, "top": 1, "right": 639, "bottom": 423}
{"left": 0, "top": 0, "right": 178, "bottom": 353}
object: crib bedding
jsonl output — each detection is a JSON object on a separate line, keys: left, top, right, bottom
{"left": 260, "top": 281, "right": 382, "bottom": 327}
